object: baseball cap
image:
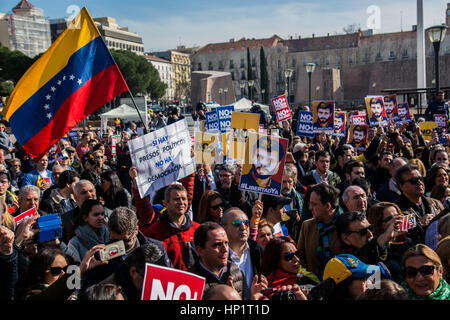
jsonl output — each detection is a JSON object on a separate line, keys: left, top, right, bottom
{"left": 323, "top": 254, "right": 392, "bottom": 285}
{"left": 261, "top": 194, "right": 291, "bottom": 210}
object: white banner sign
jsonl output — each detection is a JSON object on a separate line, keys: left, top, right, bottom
{"left": 128, "top": 119, "right": 195, "bottom": 199}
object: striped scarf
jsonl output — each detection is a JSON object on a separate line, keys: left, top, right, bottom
{"left": 315, "top": 207, "right": 342, "bottom": 277}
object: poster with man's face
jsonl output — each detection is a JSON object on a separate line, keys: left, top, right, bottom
{"left": 347, "top": 124, "right": 368, "bottom": 151}
{"left": 332, "top": 111, "right": 346, "bottom": 137}
{"left": 365, "top": 96, "right": 387, "bottom": 127}
{"left": 238, "top": 132, "right": 288, "bottom": 196}
{"left": 313, "top": 101, "right": 335, "bottom": 133}
{"left": 397, "top": 102, "right": 412, "bottom": 124}
{"left": 383, "top": 95, "right": 398, "bottom": 120}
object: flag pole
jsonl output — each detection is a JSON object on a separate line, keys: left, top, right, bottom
{"left": 128, "top": 91, "right": 148, "bottom": 134}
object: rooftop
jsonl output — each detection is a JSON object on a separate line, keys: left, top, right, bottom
{"left": 196, "top": 35, "right": 282, "bottom": 54}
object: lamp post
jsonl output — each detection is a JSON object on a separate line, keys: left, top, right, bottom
{"left": 240, "top": 82, "right": 246, "bottom": 99}
{"left": 261, "top": 88, "right": 266, "bottom": 104}
{"left": 284, "top": 68, "right": 293, "bottom": 103}
{"left": 223, "top": 88, "right": 228, "bottom": 105}
{"left": 426, "top": 25, "right": 447, "bottom": 95}
{"left": 218, "top": 88, "right": 223, "bottom": 105}
{"left": 248, "top": 80, "right": 255, "bottom": 101}
{"left": 306, "top": 63, "right": 316, "bottom": 107}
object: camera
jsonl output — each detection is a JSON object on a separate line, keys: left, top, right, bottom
{"left": 261, "top": 288, "right": 296, "bottom": 300}
{"left": 32, "top": 214, "right": 62, "bottom": 243}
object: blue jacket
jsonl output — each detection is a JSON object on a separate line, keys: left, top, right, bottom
{"left": 425, "top": 99, "right": 450, "bottom": 121}
{"left": 21, "top": 169, "right": 54, "bottom": 188}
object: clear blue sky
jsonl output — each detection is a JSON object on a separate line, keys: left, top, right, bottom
{"left": 1, "top": 0, "right": 448, "bottom": 51}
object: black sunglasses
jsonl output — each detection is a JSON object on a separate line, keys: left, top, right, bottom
{"left": 283, "top": 250, "right": 300, "bottom": 262}
{"left": 210, "top": 202, "right": 224, "bottom": 211}
{"left": 404, "top": 265, "right": 436, "bottom": 278}
{"left": 405, "top": 176, "right": 424, "bottom": 185}
{"left": 49, "top": 265, "right": 68, "bottom": 276}
{"left": 348, "top": 224, "right": 374, "bottom": 236}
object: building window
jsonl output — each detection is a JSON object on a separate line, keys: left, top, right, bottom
{"left": 402, "top": 49, "right": 409, "bottom": 59}
{"left": 302, "top": 58, "right": 307, "bottom": 66}
{"left": 292, "top": 59, "right": 296, "bottom": 68}
{"left": 198, "top": 63, "right": 202, "bottom": 71}
{"left": 389, "top": 51, "right": 396, "bottom": 60}
{"left": 231, "top": 71, "right": 235, "bottom": 80}
{"left": 218, "top": 60, "right": 224, "bottom": 70}
{"left": 252, "top": 57, "right": 256, "bottom": 67}
{"left": 230, "top": 60, "right": 234, "bottom": 69}
{"left": 336, "top": 55, "right": 342, "bottom": 65}
{"left": 375, "top": 52, "right": 382, "bottom": 61}
{"left": 208, "top": 62, "right": 213, "bottom": 70}
{"left": 240, "top": 59, "right": 245, "bottom": 68}
{"left": 348, "top": 54, "right": 354, "bottom": 64}
{"left": 277, "top": 60, "right": 282, "bottom": 69}
{"left": 325, "top": 56, "right": 330, "bottom": 65}
{"left": 241, "top": 70, "right": 246, "bottom": 80}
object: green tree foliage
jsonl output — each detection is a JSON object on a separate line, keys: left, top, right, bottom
{"left": 246, "top": 48, "right": 256, "bottom": 99}
{"left": 0, "top": 44, "right": 34, "bottom": 83}
{"left": 110, "top": 49, "right": 167, "bottom": 99}
{"left": 260, "top": 47, "right": 269, "bottom": 104}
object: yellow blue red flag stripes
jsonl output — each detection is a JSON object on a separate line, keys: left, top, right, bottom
{"left": 2, "top": 7, "right": 129, "bottom": 160}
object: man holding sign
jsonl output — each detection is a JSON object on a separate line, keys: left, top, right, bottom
{"left": 395, "top": 164, "right": 444, "bottom": 244}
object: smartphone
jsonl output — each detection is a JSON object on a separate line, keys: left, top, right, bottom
{"left": 94, "top": 240, "right": 126, "bottom": 262}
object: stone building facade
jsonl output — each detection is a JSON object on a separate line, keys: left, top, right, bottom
{"left": 0, "top": 0, "right": 51, "bottom": 58}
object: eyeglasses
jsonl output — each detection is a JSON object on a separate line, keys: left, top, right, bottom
{"left": 283, "top": 250, "right": 300, "bottom": 261}
{"left": 210, "top": 202, "right": 224, "bottom": 211}
{"left": 13, "top": 164, "right": 21, "bottom": 168}
{"left": 95, "top": 156, "right": 103, "bottom": 159}
{"left": 220, "top": 174, "right": 232, "bottom": 178}
{"left": 347, "top": 224, "right": 374, "bottom": 236}
{"left": 49, "top": 265, "right": 68, "bottom": 276}
{"left": 404, "top": 176, "right": 424, "bottom": 185}
{"left": 231, "top": 219, "right": 249, "bottom": 227}
{"left": 404, "top": 265, "right": 436, "bottom": 278}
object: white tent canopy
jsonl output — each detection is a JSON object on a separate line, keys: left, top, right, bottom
{"left": 232, "top": 97, "right": 271, "bottom": 114}
{"left": 100, "top": 104, "right": 146, "bottom": 121}
{"left": 100, "top": 104, "right": 147, "bottom": 133}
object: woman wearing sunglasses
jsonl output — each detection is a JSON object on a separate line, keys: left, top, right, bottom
{"left": 66, "top": 199, "right": 110, "bottom": 265}
{"left": 402, "top": 244, "right": 450, "bottom": 300}
{"left": 197, "top": 190, "right": 228, "bottom": 224}
{"left": 261, "top": 236, "right": 318, "bottom": 289}
{"left": 368, "top": 202, "right": 415, "bottom": 283}
{"left": 19, "top": 245, "right": 106, "bottom": 300}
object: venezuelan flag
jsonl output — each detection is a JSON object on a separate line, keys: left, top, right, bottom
{"left": 2, "top": 7, "right": 129, "bottom": 160}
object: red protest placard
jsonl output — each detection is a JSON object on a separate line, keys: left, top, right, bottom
{"left": 271, "top": 95, "right": 292, "bottom": 122}
{"left": 434, "top": 114, "right": 448, "bottom": 128}
{"left": 13, "top": 207, "right": 36, "bottom": 229}
{"left": 141, "top": 263, "right": 205, "bottom": 300}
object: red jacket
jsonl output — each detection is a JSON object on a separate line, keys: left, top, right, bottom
{"left": 145, "top": 211, "right": 199, "bottom": 271}
{"left": 134, "top": 172, "right": 195, "bottom": 235}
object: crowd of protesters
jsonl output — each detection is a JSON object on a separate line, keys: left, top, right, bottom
{"left": 1, "top": 91, "right": 450, "bottom": 301}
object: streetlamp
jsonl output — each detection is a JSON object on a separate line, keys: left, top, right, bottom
{"left": 284, "top": 68, "right": 293, "bottom": 103}
{"left": 239, "top": 82, "right": 246, "bottom": 99}
{"left": 248, "top": 80, "right": 255, "bottom": 101}
{"left": 261, "top": 88, "right": 266, "bottom": 104}
{"left": 426, "top": 25, "right": 447, "bottom": 95}
{"left": 218, "top": 88, "right": 223, "bottom": 105}
{"left": 306, "top": 63, "right": 316, "bottom": 107}
{"left": 223, "top": 88, "right": 228, "bottom": 105}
